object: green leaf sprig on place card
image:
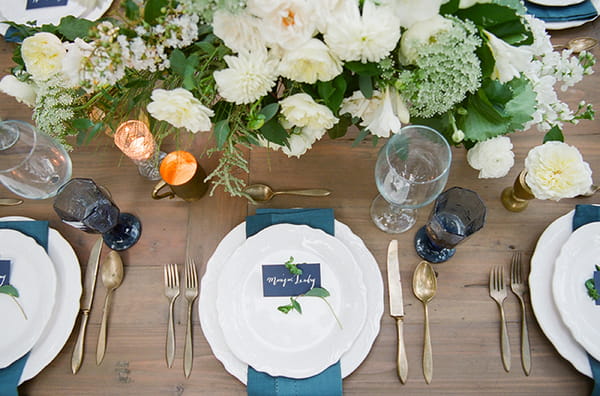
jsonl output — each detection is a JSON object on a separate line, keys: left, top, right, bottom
{"left": 585, "top": 265, "right": 600, "bottom": 302}
{"left": 284, "top": 256, "right": 303, "bottom": 275}
{"left": 0, "top": 284, "right": 27, "bottom": 320}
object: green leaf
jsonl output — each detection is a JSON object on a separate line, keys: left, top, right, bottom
{"left": 284, "top": 256, "right": 303, "bottom": 275}
{"left": 124, "top": 0, "right": 140, "bottom": 20}
{"left": 455, "top": 4, "right": 533, "bottom": 46}
{"left": 291, "top": 298, "right": 302, "bottom": 314}
{"left": 358, "top": 74, "right": 373, "bottom": 99}
{"left": 344, "top": 61, "right": 380, "bottom": 76}
{"left": 214, "top": 120, "right": 231, "bottom": 149}
{"left": 169, "top": 49, "right": 186, "bottom": 77}
{"left": 440, "top": 0, "right": 459, "bottom": 14}
{"left": 195, "top": 41, "right": 216, "bottom": 54}
{"left": 277, "top": 305, "right": 293, "bottom": 314}
{"left": 259, "top": 103, "right": 279, "bottom": 123}
{"left": 352, "top": 128, "right": 370, "bottom": 147}
{"left": 304, "top": 287, "right": 330, "bottom": 298}
{"left": 0, "top": 285, "right": 19, "bottom": 298}
{"left": 144, "top": 0, "right": 168, "bottom": 24}
{"left": 57, "top": 16, "right": 93, "bottom": 40}
{"left": 260, "top": 119, "right": 289, "bottom": 147}
{"left": 327, "top": 113, "right": 352, "bottom": 139}
{"left": 543, "top": 125, "right": 564, "bottom": 143}
{"left": 72, "top": 118, "right": 94, "bottom": 130}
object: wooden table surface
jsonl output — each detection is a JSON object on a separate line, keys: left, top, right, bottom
{"left": 1, "top": 18, "right": 599, "bottom": 396}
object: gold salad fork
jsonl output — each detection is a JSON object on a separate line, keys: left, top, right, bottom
{"left": 510, "top": 252, "right": 531, "bottom": 375}
{"left": 164, "top": 263, "right": 180, "bottom": 368}
{"left": 490, "top": 265, "right": 511, "bottom": 372}
{"left": 183, "top": 257, "right": 199, "bottom": 378}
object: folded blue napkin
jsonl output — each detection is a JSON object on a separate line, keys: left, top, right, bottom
{"left": 0, "top": 220, "right": 49, "bottom": 396}
{"left": 246, "top": 208, "right": 342, "bottom": 396}
{"left": 572, "top": 205, "right": 600, "bottom": 396}
{"left": 525, "top": 0, "right": 598, "bottom": 22}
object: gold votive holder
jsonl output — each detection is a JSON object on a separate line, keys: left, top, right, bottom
{"left": 501, "top": 170, "right": 535, "bottom": 212}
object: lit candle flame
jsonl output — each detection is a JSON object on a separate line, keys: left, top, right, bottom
{"left": 114, "top": 120, "right": 156, "bottom": 161}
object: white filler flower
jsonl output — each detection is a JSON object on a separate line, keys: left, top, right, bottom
{"left": 525, "top": 141, "right": 592, "bottom": 201}
{"left": 147, "top": 88, "right": 214, "bottom": 133}
{"left": 467, "top": 136, "right": 515, "bottom": 179}
{"left": 21, "top": 32, "right": 66, "bottom": 81}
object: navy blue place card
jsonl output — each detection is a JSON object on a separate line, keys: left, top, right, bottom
{"left": 594, "top": 271, "right": 600, "bottom": 305}
{"left": 0, "top": 259, "right": 11, "bottom": 287}
{"left": 262, "top": 263, "right": 321, "bottom": 297}
{"left": 26, "top": 0, "right": 68, "bottom": 10}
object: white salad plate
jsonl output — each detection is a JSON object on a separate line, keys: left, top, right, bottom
{"left": 0, "top": 0, "right": 114, "bottom": 35}
{"left": 529, "top": 209, "right": 592, "bottom": 377}
{"left": 0, "top": 216, "right": 81, "bottom": 384}
{"left": 552, "top": 222, "right": 600, "bottom": 362}
{"left": 0, "top": 229, "right": 56, "bottom": 369}
{"left": 543, "top": 0, "right": 600, "bottom": 30}
{"left": 529, "top": 0, "right": 586, "bottom": 7}
{"left": 216, "top": 224, "right": 368, "bottom": 379}
{"left": 200, "top": 220, "right": 384, "bottom": 384}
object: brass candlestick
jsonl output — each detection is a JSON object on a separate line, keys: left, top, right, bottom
{"left": 501, "top": 170, "right": 535, "bottom": 212}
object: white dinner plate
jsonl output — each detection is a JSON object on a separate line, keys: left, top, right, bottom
{"left": 0, "top": 229, "right": 56, "bottom": 368}
{"left": 553, "top": 222, "right": 600, "bottom": 361}
{"left": 200, "top": 220, "right": 384, "bottom": 384}
{"left": 0, "top": 0, "right": 114, "bottom": 35}
{"left": 529, "top": 0, "right": 586, "bottom": 7}
{"left": 529, "top": 209, "right": 592, "bottom": 377}
{"left": 0, "top": 216, "right": 81, "bottom": 384}
{"left": 216, "top": 224, "right": 368, "bottom": 379}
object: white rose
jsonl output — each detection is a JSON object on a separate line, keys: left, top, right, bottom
{"left": 62, "top": 38, "right": 93, "bottom": 87}
{"left": 280, "top": 93, "right": 338, "bottom": 130}
{"left": 0, "top": 75, "right": 37, "bottom": 107}
{"left": 399, "top": 15, "right": 453, "bottom": 65}
{"left": 278, "top": 39, "right": 342, "bottom": 83}
{"left": 525, "top": 141, "right": 592, "bottom": 200}
{"left": 389, "top": 0, "right": 443, "bottom": 28}
{"left": 484, "top": 30, "right": 534, "bottom": 83}
{"left": 467, "top": 136, "right": 515, "bottom": 179}
{"left": 212, "top": 10, "right": 265, "bottom": 53}
{"left": 147, "top": 88, "right": 214, "bottom": 133}
{"left": 21, "top": 32, "right": 66, "bottom": 81}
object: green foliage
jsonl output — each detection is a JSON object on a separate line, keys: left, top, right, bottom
{"left": 0, "top": 285, "right": 19, "bottom": 298}
{"left": 284, "top": 256, "right": 303, "bottom": 275}
{"left": 144, "top": 0, "right": 169, "bottom": 24}
{"left": 260, "top": 119, "right": 289, "bottom": 147}
{"left": 543, "top": 125, "right": 564, "bottom": 143}
{"left": 56, "top": 16, "right": 94, "bottom": 41}
{"left": 317, "top": 75, "right": 347, "bottom": 112}
{"left": 213, "top": 119, "right": 230, "bottom": 149}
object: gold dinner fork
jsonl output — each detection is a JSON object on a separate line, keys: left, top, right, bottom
{"left": 510, "top": 252, "right": 531, "bottom": 376}
{"left": 183, "top": 257, "right": 199, "bottom": 378}
{"left": 164, "top": 263, "right": 180, "bottom": 368}
{"left": 490, "top": 265, "right": 511, "bottom": 372}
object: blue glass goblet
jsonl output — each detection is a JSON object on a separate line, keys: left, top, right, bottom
{"left": 414, "top": 187, "right": 486, "bottom": 263}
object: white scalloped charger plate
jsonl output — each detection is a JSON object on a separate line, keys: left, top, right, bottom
{"left": 542, "top": 0, "right": 600, "bottom": 30}
{"left": 0, "top": 216, "right": 81, "bottom": 384}
{"left": 200, "top": 220, "right": 383, "bottom": 384}
{"left": 216, "top": 224, "right": 368, "bottom": 379}
{"left": 0, "top": 229, "right": 56, "bottom": 368}
{"left": 552, "top": 222, "right": 600, "bottom": 362}
{"left": 529, "top": 209, "right": 592, "bottom": 377}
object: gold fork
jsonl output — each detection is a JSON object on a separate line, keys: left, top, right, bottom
{"left": 164, "top": 263, "right": 180, "bottom": 368}
{"left": 490, "top": 265, "right": 511, "bottom": 372}
{"left": 183, "top": 257, "right": 199, "bottom": 378}
{"left": 510, "top": 252, "right": 531, "bottom": 376}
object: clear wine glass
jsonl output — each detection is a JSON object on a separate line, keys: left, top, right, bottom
{"left": 370, "top": 125, "right": 452, "bottom": 234}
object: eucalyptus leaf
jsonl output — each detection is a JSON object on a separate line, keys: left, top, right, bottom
{"left": 214, "top": 119, "right": 231, "bottom": 149}
{"left": 304, "top": 287, "right": 330, "bottom": 298}
{"left": 259, "top": 103, "right": 279, "bottom": 123}
{"left": 359, "top": 74, "right": 373, "bottom": 99}
{"left": 0, "top": 284, "right": 19, "bottom": 298}
{"left": 291, "top": 298, "right": 302, "bottom": 314}
{"left": 352, "top": 128, "right": 370, "bottom": 147}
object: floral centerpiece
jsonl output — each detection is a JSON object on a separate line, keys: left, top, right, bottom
{"left": 0, "top": 0, "right": 595, "bottom": 196}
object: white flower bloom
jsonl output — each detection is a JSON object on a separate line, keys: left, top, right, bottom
{"left": 280, "top": 93, "right": 338, "bottom": 130}
{"left": 525, "top": 141, "right": 592, "bottom": 201}
{"left": 459, "top": 0, "right": 491, "bottom": 8}
{"left": 147, "top": 88, "right": 214, "bottom": 133}
{"left": 389, "top": 0, "right": 443, "bottom": 28}
{"left": 0, "top": 75, "right": 37, "bottom": 107}
{"left": 213, "top": 50, "right": 278, "bottom": 105}
{"left": 21, "top": 32, "right": 66, "bottom": 81}
{"left": 212, "top": 10, "right": 265, "bottom": 53}
{"left": 467, "top": 136, "right": 515, "bottom": 178}
{"left": 62, "top": 38, "right": 93, "bottom": 87}
{"left": 523, "top": 15, "right": 553, "bottom": 56}
{"left": 278, "top": 39, "right": 342, "bottom": 83}
{"left": 324, "top": 0, "right": 401, "bottom": 63}
{"left": 340, "top": 88, "right": 409, "bottom": 136}
{"left": 485, "top": 30, "right": 533, "bottom": 83}
{"left": 399, "top": 15, "right": 453, "bottom": 65}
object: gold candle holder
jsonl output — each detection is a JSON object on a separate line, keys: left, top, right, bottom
{"left": 501, "top": 170, "right": 535, "bottom": 212}
{"left": 114, "top": 120, "right": 164, "bottom": 180}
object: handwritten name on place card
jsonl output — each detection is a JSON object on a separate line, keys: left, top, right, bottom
{"left": 262, "top": 263, "right": 321, "bottom": 297}
{"left": 26, "top": 0, "right": 68, "bottom": 10}
{"left": 0, "top": 259, "right": 11, "bottom": 286}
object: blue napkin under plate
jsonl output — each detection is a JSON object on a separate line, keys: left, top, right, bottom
{"left": 0, "top": 220, "right": 49, "bottom": 396}
{"left": 525, "top": 0, "right": 598, "bottom": 22}
{"left": 246, "top": 208, "right": 342, "bottom": 396}
{"left": 572, "top": 205, "right": 600, "bottom": 396}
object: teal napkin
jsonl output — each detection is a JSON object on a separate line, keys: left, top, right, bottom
{"left": 572, "top": 204, "right": 600, "bottom": 396}
{"left": 0, "top": 220, "right": 49, "bottom": 396}
{"left": 525, "top": 0, "right": 598, "bottom": 22}
{"left": 246, "top": 208, "right": 342, "bottom": 396}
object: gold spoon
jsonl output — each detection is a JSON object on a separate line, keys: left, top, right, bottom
{"left": 412, "top": 260, "right": 437, "bottom": 384}
{"left": 243, "top": 183, "right": 331, "bottom": 202}
{"left": 96, "top": 250, "right": 124, "bottom": 365}
{"left": 553, "top": 37, "right": 598, "bottom": 53}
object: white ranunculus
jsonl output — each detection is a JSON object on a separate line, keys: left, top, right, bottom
{"left": 0, "top": 75, "right": 37, "bottom": 107}
{"left": 212, "top": 10, "right": 265, "bottom": 53}
{"left": 213, "top": 49, "right": 278, "bottom": 105}
{"left": 62, "top": 38, "right": 93, "bottom": 87}
{"left": 21, "top": 32, "right": 66, "bottom": 81}
{"left": 278, "top": 39, "right": 342, "bottom": 83}
{"left": 467, "top": 136, "right": 515, "bottom": 179}
{"left": 324, "top": 0, "right": 401, "bottom": 63}
{"left": 280, "top": 93, "right": 338, "bottom": 130}
{"left": 485, "top": 30, "right": 534, "bottom": 83}
{"left": 389, "top": 0, "right": 443, "bottom": 28}
{"left": 146, "top": 88, "right": 214, "bottom": 133}
{"left": 525, "top": 141, "right": 592, "bottom": 200}
{"left": 399, "top": 15, "right": 453, "bottom": 65}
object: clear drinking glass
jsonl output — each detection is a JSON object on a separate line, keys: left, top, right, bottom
{"left": 0, "top": 120, "right": 72, "bottom": 199}
{"left": 370, "top": 125, "right": 452, "bottom": 233}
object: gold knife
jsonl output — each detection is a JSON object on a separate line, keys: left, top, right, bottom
{"left": 387, "top": 240, "right": 408, "bottom": 383}
{"left": 71, "top": 237, "right": 103, "bottom": 374}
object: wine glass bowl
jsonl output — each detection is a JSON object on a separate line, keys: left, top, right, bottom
{"left": 370, "top": 125, "right": 452, "bottom": 234}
